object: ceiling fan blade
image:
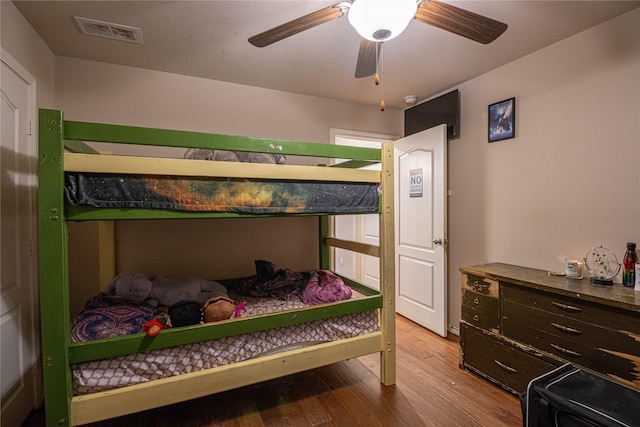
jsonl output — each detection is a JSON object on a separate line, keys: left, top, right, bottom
{"left": 355, "top": 39, "right": 379, "bottom": 78}
{"left": 415, "top": 0, "right": 507, "bottom": 44}
{"left": 249, "top": 5, "right": 346, "bottom": 47}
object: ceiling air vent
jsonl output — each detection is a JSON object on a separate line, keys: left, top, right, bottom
{"left": 74, "top": 16, "right": 143, "bottom": 44}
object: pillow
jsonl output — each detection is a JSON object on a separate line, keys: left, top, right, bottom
{"left": 70, "top": 295, "right": 155, "bottom": 342}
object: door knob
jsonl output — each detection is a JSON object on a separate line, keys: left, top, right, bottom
{"left": 433, "top": 238, "right": 442, "bottom": 245}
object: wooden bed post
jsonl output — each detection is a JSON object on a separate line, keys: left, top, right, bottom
{"left": 379, "top": 142, "right": 396, "bottom": 385}
{"left": 319, "top": 217, "right": 330, "bottom": 270}
{"left": 97, "top": 221, "right": 115, "bottom": 290}
{"left": 38, "top": 109, "right": 73, "bottom": 426}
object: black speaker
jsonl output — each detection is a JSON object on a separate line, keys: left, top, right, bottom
{"left": 522, "top": 364, "right": 640, "bottom": 427}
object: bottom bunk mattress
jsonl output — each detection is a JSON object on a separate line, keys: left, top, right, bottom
{"left": 71, "top": 292, "right": 379, "bottom": 395}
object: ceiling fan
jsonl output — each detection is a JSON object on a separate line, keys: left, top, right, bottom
{"left": 248, "top": 0, "right": 508, "bottom": 79}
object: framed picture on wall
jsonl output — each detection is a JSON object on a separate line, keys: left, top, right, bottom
{"left": 488, "top": 97, "right": 515, "bottom": 142}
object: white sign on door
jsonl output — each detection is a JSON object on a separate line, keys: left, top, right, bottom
{"left": 409, "top": 168, "right": 423, "bottom": 198}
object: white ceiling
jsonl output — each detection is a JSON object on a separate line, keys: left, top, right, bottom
{"left": 13, "top": 0, "right": 640, "bottom": 109}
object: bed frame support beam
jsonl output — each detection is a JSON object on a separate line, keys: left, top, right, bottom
{"left": 325, "top": 236, "right": 380, "bottom": 257}
{"left": 379, "top": 142, "right": 396, "bottom": 385}
{"left": 38, "top": 109, "right": 74, "bottom": 426}
{"left": 97, "top": 221, "right": 115, "bottom": 290}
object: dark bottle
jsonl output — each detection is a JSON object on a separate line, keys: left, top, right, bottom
{"left": 622, "top": 242, "right": 638, "bottom": 287}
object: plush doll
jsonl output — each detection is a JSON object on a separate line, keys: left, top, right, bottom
{"left": 106, "top": 273, "right": 237, "bottom": 330}
{"left": 143, "top": 317, "right": 168, "bottom": 337}
{"left": 168, "top": 300, "right": 203, "bottom": 327}
{"left": 104, "top": 272, "right": 152, "bottom": 304}
{"left": 202, "top": 296, "right": 235, "bottom": 323}
{"left": 148, "top": 275, "right": 228, "bottom": 307}
{"left": 105, "top": 272, "right": 230, "bottom": 308}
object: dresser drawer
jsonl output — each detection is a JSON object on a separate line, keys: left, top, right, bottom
{"left": 502, "top": 301, "right": 640, "bottom": 359}
{"left": 502, "top": 318, "right": 640, "bottom": 388}
{"left": 462, "top": 273, "right": 499, "bottom": 298}
{"left": 461, "top": 324, "right": 560, "bottom": 394}
{"left": 462, "top": 289, "right": 500, "bottom": 331}
{"left": 501, "top": 282, "right": 640, "bottom": 335}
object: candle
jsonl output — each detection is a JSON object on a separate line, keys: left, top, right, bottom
{"left": 565, "top": 260, "right": 583, "bottom": 279}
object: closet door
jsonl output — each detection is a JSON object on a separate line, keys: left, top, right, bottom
{"left": 1, "top": 50, "right": 39, "bottom": 426}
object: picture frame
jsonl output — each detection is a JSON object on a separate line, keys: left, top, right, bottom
{"left": 488, "top": 97, "right": 515, "bottom": 142}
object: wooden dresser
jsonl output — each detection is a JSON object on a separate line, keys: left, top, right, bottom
{"left": 459, "top": 262, "right": 640, "bottom": 395}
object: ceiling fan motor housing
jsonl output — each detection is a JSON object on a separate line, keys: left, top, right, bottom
{"left": 373, "top": 29, "right": 392, "bottom": 41}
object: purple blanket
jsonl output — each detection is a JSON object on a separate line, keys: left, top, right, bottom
{"left": 237, "top": 261, "right": 352, "bottom": 306}
{"left": 303, "top": 270, "right": 352, "bottom": 305}
{"left": 71, "top": 295, "right": 155, "bottom": 342}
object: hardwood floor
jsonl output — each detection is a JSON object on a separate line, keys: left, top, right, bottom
{"left": 23, "top": 315, "right": 522, "bottom": 427}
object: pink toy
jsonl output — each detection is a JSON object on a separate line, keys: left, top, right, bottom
{"left": 234, "top": 302, "right": 247, "bottom": 318}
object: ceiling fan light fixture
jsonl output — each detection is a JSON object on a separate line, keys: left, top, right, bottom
{"left": 348, "top": 0, "right": 418, "bottom": 42}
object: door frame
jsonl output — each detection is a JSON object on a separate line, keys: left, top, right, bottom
{"left": 329, "top": 129, "right": 398, "bottom": 285}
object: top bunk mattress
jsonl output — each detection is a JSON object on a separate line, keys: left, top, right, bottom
{"left": 64, "top": 173, "right": 381, "bottom": 214}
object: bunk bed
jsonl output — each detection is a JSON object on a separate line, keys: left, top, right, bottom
{"left": 38, "top": 109, "right": 396, "bottom": 426}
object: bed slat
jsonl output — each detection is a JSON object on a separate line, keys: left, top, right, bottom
{"left": 64, "top": 153, "right": 381, "bottom": 182}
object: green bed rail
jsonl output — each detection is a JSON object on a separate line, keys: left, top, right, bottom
{"left": 63, "top": 117, "right": 382, "bottom": 161}
{"left": 68, "top": 293, "right": 381, "bottom": 364}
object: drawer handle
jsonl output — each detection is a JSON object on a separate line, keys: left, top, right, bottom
{"left": 550, "top": 343, "right": 581, "bottom": 358}
{"left": 551, "top": 301, "right": 583, "bottom": 313}
{"left": 471, "top": 280, "right": 489, "bottom": 292}
{"left": 550, "top": 322, "right": 582, "bottom": 335}
{"left": 473, "top": 315, "right": 480, "bottom": 322}
{"left": 473, "top": 298, "right": 480, "bottom": 305}
{"left": 494, "top": 360, "right": 518, "bottom": 373}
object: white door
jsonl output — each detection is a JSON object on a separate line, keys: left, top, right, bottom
{"left": 1, "top": 50, "right": 40, "bottom": 427}
{"left": 394, "top": 125, "right": 447, "bottom": 337}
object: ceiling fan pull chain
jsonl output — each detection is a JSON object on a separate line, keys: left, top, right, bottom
{"left": 379, "top": 42, "right": 385, "bottom": 111}
{"left": 374, "top": 42, "right": 380, "bottom": 86}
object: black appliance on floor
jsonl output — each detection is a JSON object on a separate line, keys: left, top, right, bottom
{"left": 521, "top": 364, "right": 640, "bottom": 427}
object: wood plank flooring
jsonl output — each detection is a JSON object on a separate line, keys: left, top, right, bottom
{"left": 22, "top": 315, "right": 522, "bottom": 426}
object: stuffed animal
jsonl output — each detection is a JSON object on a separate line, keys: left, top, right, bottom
{"left": 143, "top": 317, "right": 168, "bottom": 337}
{"left": 184, "top": 148, "right": 286, "bottom": 165}
{"left": 104, "top": 272, "right": 151, "bottom": 304}
{"left": 202, "top": 296, "right": 235, "bottom": 323}
{"left": 105, "top": 272, "right": 229, "bottom": 308}
{"left": 168, "top": 300, "right": 203, "bottom": 327}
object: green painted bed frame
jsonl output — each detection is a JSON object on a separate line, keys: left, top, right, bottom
{"left": 38, "top": 109, "right": 396, "bottom": 426}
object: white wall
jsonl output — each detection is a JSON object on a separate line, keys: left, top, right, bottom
{"left": 1, "top": 1, "right": 55, "bottom": 109}
{"left": 446, "top": 8, "right": 640, "bottom": 330}
{"left": 54, "top": 56, "right": 402, "bottom": 145}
